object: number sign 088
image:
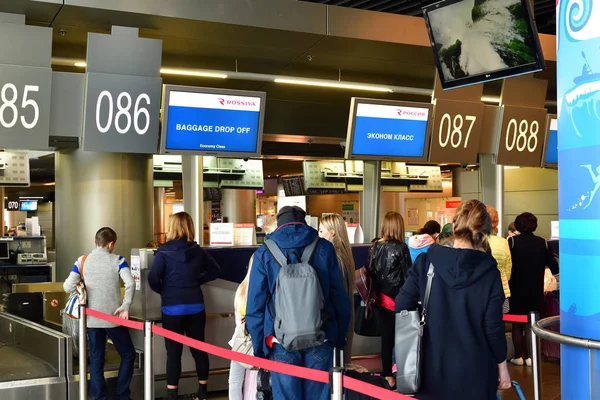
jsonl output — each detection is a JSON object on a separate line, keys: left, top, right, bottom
{"left": 438, "top": 113, "right": 477, "bottom": 149}
{"left": 0, "top": 83, "right": 40, "bottom": 130}
{"left": 505, "top": 118, "right": 539, "bottom": 152}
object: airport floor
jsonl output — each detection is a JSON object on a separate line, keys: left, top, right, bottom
{"left": 202, "top": 359, "right": 561, "bottom": 400}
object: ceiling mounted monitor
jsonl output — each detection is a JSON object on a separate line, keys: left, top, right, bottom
{"left": 345, "top": 98, "right": 432, "bottom": 162}
{"left": 160, "top": 85, "right": 266, "bottom": 157}
{"left": 422, "top": 0, "right": 545, "bottom": 90}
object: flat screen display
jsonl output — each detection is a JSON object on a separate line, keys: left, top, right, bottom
{"left": 160, "top": 86, "right": 266, "bottom": 157}
{"left": 423, "top": 0, "right": 545, "bottom": 89}
{"left": 0, "top": 242, "right": 8, "bottom": 260}
{"left": 345, "top": 98, "right": 432, "bottom": 161}
{"left": 20, "top": 200, "right": 37, "bottom": 212}
{"left": 544, "top": 118, "right": 558, "bottom": 166}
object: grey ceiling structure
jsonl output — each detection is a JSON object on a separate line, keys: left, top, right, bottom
{"left": 300, "top": 0, "right": 557, "bottom": 34}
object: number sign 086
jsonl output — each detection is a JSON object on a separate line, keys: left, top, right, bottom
{"left": 95, "top": 91, "right": 151, "bottom": 135}
{"left": 0, "top": 83, "right": 40, "bottom": 130}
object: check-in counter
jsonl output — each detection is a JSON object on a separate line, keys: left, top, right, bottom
{"left": 0, "top": 311, "right": 68, "bottom": 400}
{"left": 130, "top": 244, "right": 378, "bottom": 395}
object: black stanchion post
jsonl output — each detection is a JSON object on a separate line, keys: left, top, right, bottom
{"left": 79, "top": 304, "right": 87, "bottom": 400}
{"left": 529, "top": 311, "right": 542, "bottom": 400}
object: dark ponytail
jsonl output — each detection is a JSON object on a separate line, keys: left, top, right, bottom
{"left": 452, "top": 199, "right": 492, "bottom": 251}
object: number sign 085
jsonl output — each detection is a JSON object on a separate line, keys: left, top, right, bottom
{"left": 0, "top": 83, "right": 40, "bottom": 130}
{"left": 95, "top": 91, "right": 151, "bottom": 135}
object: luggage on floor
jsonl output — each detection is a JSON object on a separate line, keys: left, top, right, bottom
{"left": 333, "top": 349, "right": 392, "bottom": 400}
{"left": 244, "top": 369, "right": 257, "bottom": 400}
{"left": 497, "top": 380, "right": 526, "bottom": 400}
{"left": 345, "top": 370, "right": 391, "bottom": 400}
{"left": 256, "top": 369, "right": 273, "bottom": 400}
{"left": 541, "top": 292, "right": 560, "bottom": 360}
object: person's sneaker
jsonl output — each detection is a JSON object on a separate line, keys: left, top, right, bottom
{"left": 510, "top": 357, "right": 524, "bottom": 366}
{"left": 525, "top": 358, "right": 532, "bottom": 367}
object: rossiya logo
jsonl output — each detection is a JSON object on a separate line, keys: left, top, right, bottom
{"left": 217, "top": 97, "right": 257, "bottom": 107}
{"left": 397, "top": 108, "right": 427, "bottom": 117}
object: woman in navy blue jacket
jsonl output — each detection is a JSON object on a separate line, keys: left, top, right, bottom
{"left": 148, "top": 212, "right": 220, "bottom": 400}
{"left": 395, "top": 200, "right": 511, "bottom": 399}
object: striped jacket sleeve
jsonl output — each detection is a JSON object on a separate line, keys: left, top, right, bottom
{"left": 63, "top": 256, "right": 83, "bottom": 293}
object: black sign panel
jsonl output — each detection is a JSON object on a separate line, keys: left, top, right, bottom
{"left": 496, "top": 106, "right": 547, "bottom": 166}
{"left": 429, "top": 99, "right": 484, "bottom": 163}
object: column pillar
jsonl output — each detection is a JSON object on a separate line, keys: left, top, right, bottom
{"left": 221, "top": 189, "right": 256, "bottom": 224}
{"left": 182, "top": 155, "right": 204, "bottom": 245}
{"left": 380, "top": 192, "right": 405, "bottom": 220}
{"left": 557, "top": 4, "right": 600, "bottom": 398}
{"left": 153, "top": 188, "right": 165, "bottom": 243}
{"left": 360, "top": 160, "right": 381, "bottom": 243}
{"left": 55, "top": 150, "right": 153, "bottom": 280}
{"left": 479, "top": 153, "right": 504, "bottom": 235}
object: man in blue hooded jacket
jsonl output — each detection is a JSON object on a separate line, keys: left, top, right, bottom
{"left": 246, "top": 206, "right": 351, "bottom": 400}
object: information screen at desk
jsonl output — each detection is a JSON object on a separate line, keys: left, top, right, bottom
{"left": 345, "top": 98, "right": 432, "bottom": 161}
{"left": 544, "top": 118, "right": 558, "bottom": 167}
{"left": 161, "top": 86, "right": 266, "bottom": 157}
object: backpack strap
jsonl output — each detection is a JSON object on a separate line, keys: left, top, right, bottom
{"left": 265, "top": 239, "right": 288, "bottom": 268}
{"left": 300, "top": 237, "right": 320, "bottom": 264}
{"left": 79, "top": 255, "right": 88, "bottom": 282}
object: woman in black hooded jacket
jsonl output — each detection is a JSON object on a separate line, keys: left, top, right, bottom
{"left": 395, "top": 200, "right": 511, "bottom": 399}
{"left": 370, "top": 211, "right": 412, "bottom": 388}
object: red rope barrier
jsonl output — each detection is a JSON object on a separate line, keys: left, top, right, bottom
{"left": 503, "top": 314, "right": 529, "bottom": 324}
{"left": 84, "top": 308, "right": 413, "bottom": 400}
{"left": 85, "top": 308, "right": 145, "bottom": 330}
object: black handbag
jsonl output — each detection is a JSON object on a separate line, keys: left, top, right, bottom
{"left": 354, "top": 293, "right": 382, "bottom": 337}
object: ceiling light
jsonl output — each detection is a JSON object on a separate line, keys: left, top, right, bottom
{"left": 481, "top": 96, "right": 501, "bottom": 103}
{"left": 74, "top": 62, "right": 87, "bottom": 68}
{"left": 19, "top": 196, "right": 44, "bottom": 199}
{"left": 160, "top": 68, "right": 227, "bottom": 79}
{"left": 274, "top": 78, "right": 393, "bottom": 93}
{"left": 503, "top": 166, "right": 520, "bottom": 169}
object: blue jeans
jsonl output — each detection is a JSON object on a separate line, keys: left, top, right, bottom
{"left": 87, "top": 326, "right": 136, "bottom": 400}
{"left": 269, "top": 342, "right": 333, "bottom": 400}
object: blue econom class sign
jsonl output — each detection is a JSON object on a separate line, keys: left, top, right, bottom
{"left": 163, "top": 90, "right": 262, "bottom": 155}
{"left": 350, "top": 103, "right": 430, "bottom": 159}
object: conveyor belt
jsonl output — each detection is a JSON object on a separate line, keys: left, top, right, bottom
{"left": 0, "top": 345, "right": 57, "bottom": 382}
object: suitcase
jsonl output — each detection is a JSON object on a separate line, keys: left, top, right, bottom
{"left": 334, "top": 349, "right": 391, "bottom": 400}
{"left": 541, "top": 293, "right": 560, "bottom": 360}
{"left": 243, "top": 369, "right": 258, "bottom": 400}
{"left": 497, "top": 381, "right": 526, "bottom": 400}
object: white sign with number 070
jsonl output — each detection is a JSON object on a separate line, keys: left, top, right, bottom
{"left": 438, "top": 113, "right": 477, "bottom": 149}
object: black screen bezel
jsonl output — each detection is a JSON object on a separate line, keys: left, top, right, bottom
{"left": 422, "top": 0, "right": 546, "bottom": 90}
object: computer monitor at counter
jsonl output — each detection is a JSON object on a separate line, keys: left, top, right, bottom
{"left": 202, "top": 243, "right": 372, "bottom": 284}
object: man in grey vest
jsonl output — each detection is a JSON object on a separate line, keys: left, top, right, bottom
{"left": 64, "top": 227, "right": 135, "bottom": 400}
{"left": 246, "top": 206, "right": 351, "bottom": 400}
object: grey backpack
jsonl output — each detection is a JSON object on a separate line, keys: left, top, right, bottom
{"left": 265, "top": 237, "right": 326, "bottom": 351}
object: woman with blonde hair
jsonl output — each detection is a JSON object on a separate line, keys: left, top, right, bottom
{"left": 486, "top": 206, "right": 512, "bottom": 313}
{"left": 370, "top": 211, "right": 412, "bottom": 388}
{"left": 319, "top": 214, "right": 355, "bottom": 364}
{"left": 148, "top": 212, "right": 221, "bottom": 400}
{"left": 228, "top": 254, "right": 254, "bottom": 400}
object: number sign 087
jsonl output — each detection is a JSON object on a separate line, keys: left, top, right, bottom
{"left": 438, "top": 113, "right": 477, "bottom": 149}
